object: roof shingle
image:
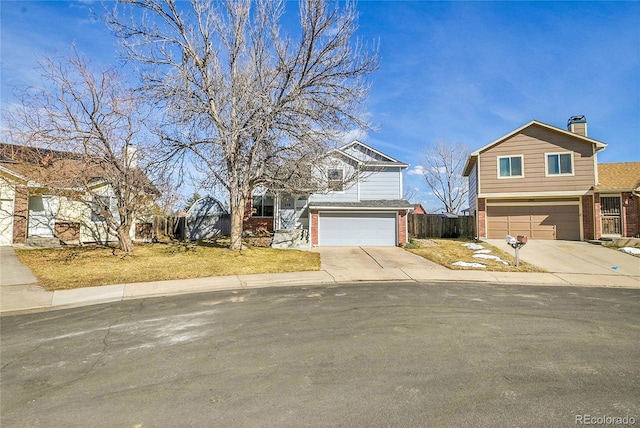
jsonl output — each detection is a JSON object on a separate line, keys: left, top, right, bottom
{"left": 597, "top": 162, "right": 640, "bottom": 191}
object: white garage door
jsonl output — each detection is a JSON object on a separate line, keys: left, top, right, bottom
{"left": 0, "top": 199, "right": 14, "bottom": 246}
{"left": 319, "top": 212, "right": 396, "bottom": 246}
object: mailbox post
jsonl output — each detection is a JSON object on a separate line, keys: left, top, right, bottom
{"left": 506, "top": 235, "right": 527, "bottom": 267}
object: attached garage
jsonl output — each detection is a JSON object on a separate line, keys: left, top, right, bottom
{"left": 318, "top": 212, "right": 397, "bottom": 246}
{"left": 486, "top": 202, "right": 580, "bottom": 240}
{"left": 0, "top": 198, "right": 13, "bottom": 246}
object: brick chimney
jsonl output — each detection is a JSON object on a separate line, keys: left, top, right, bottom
{"left": 567, "top": 115, "right": 587, "bottom": 136}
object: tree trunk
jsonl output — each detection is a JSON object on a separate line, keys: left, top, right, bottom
{"left": 228, "top": 190, "right": 246, "bottom": 251}
{"left": 116, "top": 225, "right": 135, "bottom": 252}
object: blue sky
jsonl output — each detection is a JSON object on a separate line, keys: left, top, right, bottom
{"left": 1, "top": 1, "right": 639, "bottom": 210}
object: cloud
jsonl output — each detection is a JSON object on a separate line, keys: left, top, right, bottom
{"left": 407, "top": 165, "right": 425, "bottom": 176}
{"left": 339, "top": 128, "right": 368, "bottom": 144}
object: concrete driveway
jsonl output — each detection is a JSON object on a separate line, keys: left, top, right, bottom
{"left": 485, "top": 239, "right": 640, "bottom": 276}
{"left": 312, "top": 246, "right": 444, "bottom": 281}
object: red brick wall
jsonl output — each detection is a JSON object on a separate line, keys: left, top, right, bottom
{"left": 12, "top": 185, "right": 28, "bottom": 244}
{"left": 593, "top": 193, "right": 602, "bottom": 239}
{"left": 581, "top": 195, "right": 594, "bottom": 240}
{"left": 55, "top": 221, "right": 80, "bottom": 243}
{"left": 310, "top": 210, "right": 318, "bottom": 245}
{"left": 398, "top": 210, "right": 407, "bottom": 245}
{"left": 622, "top": 192, "right": 639, "bottom": 237}
{"left": 477, "top": 198, "right": 486, "bottom": 238}
{"left": 243, "top": 217, "right": 274, "bottom": 233}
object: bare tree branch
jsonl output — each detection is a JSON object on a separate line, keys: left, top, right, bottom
{"left": 422, "top": 141, "right": 469, "bottom": 214}
{"left": 107, "top": 0, "right": 378, "bottom": 250}
{"left": 4, "top": 50, "right": 157, "bottom": 252}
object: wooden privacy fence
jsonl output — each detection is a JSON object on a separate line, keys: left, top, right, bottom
{"left": 408, "top": 214, "right": 475, "bottom": 239}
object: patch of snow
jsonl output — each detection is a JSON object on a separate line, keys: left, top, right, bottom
{"left": 473, "top": 254, "right": 510, "bottom": 265}
{"left": 452, "top": 261, "right": 486, "bottom": 268}
{"left": 620, "top": 247, "right": 640, "bottom": 255}
{"left": 462, "top": 243, "right": 484, "bottom": 250}
{"left": 474, "top": 249, "right": 492, "bottom": 254}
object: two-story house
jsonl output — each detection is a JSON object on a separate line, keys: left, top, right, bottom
{"left": 0, "top": 143, "right": 156, "bottom": 246}
{"left": 244, "top": 140, "right": 413, "bottom": 247}
{"left": 463, "top": 116, "right": 640, "bottom": 241}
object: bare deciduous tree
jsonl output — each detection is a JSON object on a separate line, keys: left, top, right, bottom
{"left": 108, "top": 0, "right": 378, "bottom": 250}
{"left": 5, "top": 52, "right": 157, "bottom": 252}
{"left": 422, "top": 141, "right": 469, "bottom": 214}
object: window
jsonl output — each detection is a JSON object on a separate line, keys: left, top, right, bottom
{"left": 498, "top": 155, "right": 523, "bottom": 178}
{"left": 546, "top": 153, "right": 573, "bottom": 175}
{"left": 252, "top": 194, "right": 274, "bottom": 217}
{"left": 328, "top": 168, "right": 344, "bottom": 191}
{"left": 91, "top": 196, "right": 119, "bottom": 222}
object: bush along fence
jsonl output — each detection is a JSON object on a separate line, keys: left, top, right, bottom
{"left": 408, "top": 214, "right": 475, "bottom": 239}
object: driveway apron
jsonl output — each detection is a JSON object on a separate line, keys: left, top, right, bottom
{"left": 485, "top": 239, "right": 640, "bottom": 276}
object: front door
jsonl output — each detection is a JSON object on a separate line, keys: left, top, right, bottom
{"left": 28, "top": 195, "right": 57, "bottom": 237}
{"left": 600, "top": 196, "right": 622, "bottom": 236}
{"left": 279, "top": 194, "right": 296, "bottom": 229}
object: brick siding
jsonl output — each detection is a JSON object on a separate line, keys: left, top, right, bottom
{"left": 622, "top": 192, "right": 639, "bottom": 237}
{"left": 477, "top": 198, "right": 486, "bottom": 238}
{"left": 310, "top": 210, "right": 318, "bottom": 245}
{"left": 581, "top": 195, "right": 594, "bottom": 240}
{"left": 593, "top": 193, "right": 602, "bottom": 239}
{"left": 12, "top": 185, "right": 28, "bottom": 244}
{"left": 54, "top": 221, "right": 80, "bottom": 243}
{"left": 398, "top": 210, "right": 407, "bottom": 245}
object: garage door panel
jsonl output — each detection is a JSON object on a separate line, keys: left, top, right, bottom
{"left": 487, "top": 204, "right": 580, "bottom": 241}
{"left": 319, "top": 212, "right": 396, "bottom": 246}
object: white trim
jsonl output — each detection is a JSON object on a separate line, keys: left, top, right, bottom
{"left": 593, "top": 146, "right": 599, "bottom": 187}
{"left": 545, "top": 152, "right": 575, "bottom": 177}
{"left": 310, "top": 206, "right": 411, "bottom": 211}
{"left": 599, "top": 193, "right": 623, "bottom": 198}
{"left": 479, "top": 190, "right": 589, "bottom": 198}
{"left": 486, "top": 201, "right": 580, "bottom": 207}
{"left": 338, "top": 140, "right": 402, "bottom": 163}
{"left": 326, "top": 165, "right": 346, "bottom": 194}
{"left": 496, "top": 155, "right": 524, "bottom": 179}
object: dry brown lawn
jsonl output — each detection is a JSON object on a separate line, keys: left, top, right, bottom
{"left": 16, "top": 239, "right": 320, "bottom": 291}
{"left": 406, "top": 238, "right": 546, "bottom": 272}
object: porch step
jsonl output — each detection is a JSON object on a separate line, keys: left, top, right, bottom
{"left": 271, "top": 229, "right": 310, "bottom": 250}
{"left": 26, "top": 236, "right": 61, "bottom": 249}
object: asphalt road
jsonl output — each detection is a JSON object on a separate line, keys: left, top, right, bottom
{"left": 1, "top": 282, "right": 639, "bottom": 427}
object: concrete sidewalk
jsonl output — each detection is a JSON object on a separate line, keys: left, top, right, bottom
{"left": 2, "top": 262, "right": 639, "bottom": 315}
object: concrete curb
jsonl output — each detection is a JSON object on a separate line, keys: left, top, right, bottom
{"left": 1, "top": 268, "right": 639, "bottom": 315}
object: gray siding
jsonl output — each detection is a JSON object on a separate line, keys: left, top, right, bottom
{"left": 479, "top": 125, "right": 597, "bottom": 195}
{"left": 309, "top": 161, "right": 359, "bottom": 203}
{"left": 468, "top": 164, "right": 478, "bottom": 213}
{"left": 359, "top": 167, "right": 402, "bottom": 200}
{"left": 343, "top": 145, "right": 388, "bottom": 162}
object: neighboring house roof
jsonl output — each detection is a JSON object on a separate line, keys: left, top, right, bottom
{"left": 0, "top": 142, "right": 102, "bottom": 189}
{"left": 596, "top": 162, "right": 640, "bottom": 192}
{"left": 309, "top": 199, "right": 414, "bottom": 210}
{"left": 463, "top": 120, "right": 608, "bottom": 176}
{"left": 0, "top": 142, "right": 158, "bottom": 195}
{"left": 412, "top": 203, "right": 426, "bottom": 214}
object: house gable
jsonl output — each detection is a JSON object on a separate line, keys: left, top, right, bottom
{"left": 338, "top": 140, "right": 406, "bottom": 165}
{"left": 310, "top": 141, "right": 407, "bottom": 203}
{"left": 471, "top": 121, "right": 603, "bottom": 197}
